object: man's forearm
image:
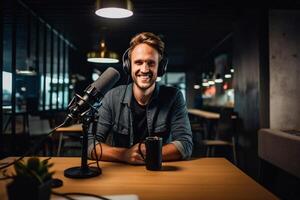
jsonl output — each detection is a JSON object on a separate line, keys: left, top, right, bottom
{"left": 162, "top": 143, "right": 182, "bottom": 161}
{"left": 92, "top": 143, "right": 145, "bottom": 165}
{"left": 91, "top": 142, "right": 182, "bottom": 163}
{"left": 91, "top": 143, "right": 127, "bottom": 162}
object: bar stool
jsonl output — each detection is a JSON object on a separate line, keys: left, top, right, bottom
{"left": 28, "top": 115, "right": 53, "bottom": 156}
{"left": 200, "top": 108, "right": 237, "bottom": 164}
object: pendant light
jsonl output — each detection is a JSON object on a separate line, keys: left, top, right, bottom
{"left": 95, "top": 0, "right": 133, "bottom": 19}
{"left": 87, "top": 40, "right": 119, "bottom": 63}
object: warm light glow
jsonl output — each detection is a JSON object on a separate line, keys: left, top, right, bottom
{"left": 223, "top": 83, "right": 228, "bottom": 90}
{"left": 95, "top": 8, "right": 133, "bottom": 18}
{"left": 230, "top": 68, "right": 234, "bottom": 73}
{"left": 208, "top": 80, "right": 215, "bottom": 85}
{"left": 202, "top": 82, "right": 209, "bottom": 87}
{"left": 215, "top": 78, "right": 223, "bottom": 83}
{"left": 87, "top": 57, "right": 119, "bottom": 63}
{"left": 225, "top": 74, "right": 232, "bottom": 78}
{"left": 100, "top": 41, "right": 105, "bottom": 48}
{"left": 204, "top": 86, "right": 216, "bottom": 96}
{"left": 194, "top": 84, "right": 200, "bottom": 89}
{"left": 87, "top": 48, "right": 119, "bottom": 63}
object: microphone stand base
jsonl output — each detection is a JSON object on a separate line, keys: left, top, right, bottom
{"left": 64, "top": 166, "right": 101, "bottom": 178}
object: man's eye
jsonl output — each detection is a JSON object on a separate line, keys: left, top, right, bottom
{"left": 148, "top": 61, "right": 155, "bottom": 66}
{"left": 135, "top": 61, "right": 143, "bottom": 65}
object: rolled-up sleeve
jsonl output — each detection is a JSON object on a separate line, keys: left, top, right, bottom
{"left": 169, "top": 90, "right": 193, "bottom": 160}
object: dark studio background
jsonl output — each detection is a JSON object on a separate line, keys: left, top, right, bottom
{"left": 1, "top": 0, "right": 300, "bottom": 199}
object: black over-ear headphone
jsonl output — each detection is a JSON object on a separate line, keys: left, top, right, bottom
{"left": 122, "top": 48, "right": 168, "bottom": 77}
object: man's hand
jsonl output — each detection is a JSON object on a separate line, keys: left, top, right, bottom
{"left": 121, "top": 143, "right": 146, "bottom": 165}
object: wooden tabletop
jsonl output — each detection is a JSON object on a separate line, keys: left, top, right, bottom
{"left": 188, "top": 108, "right": 221, "bottom": 119}
{"left": 0, "top": 157, "right": 277, "bottom": 200}
{"left": 188, "top": 108, "right": 237, "bottom": 120}
{"left": 55, "top": 124, "right": 83, "bottom": 132}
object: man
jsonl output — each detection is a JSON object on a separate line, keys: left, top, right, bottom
{"left": 88, "top": 32, "right": 192, "bottom": 164}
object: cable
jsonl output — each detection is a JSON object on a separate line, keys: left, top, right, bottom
{"left": 52, "top": 191, "right": 111, "bottom": 200}
{"left": 89, "top": 66, "right": 131, "bottom": 169}
{"left": 0, "top": 119, "right": 67, "bottom": 170}
{"left": 0, "top": 169, "right": 11, "bottom": 180}
{"left": 51, "top": 191, "right": 77, "bottom": 200}
{"left": 92, "top": 120, "right": 102, "bottom": 172}
{"left": 86, "top": 131, "right": 102, "bottom": 173}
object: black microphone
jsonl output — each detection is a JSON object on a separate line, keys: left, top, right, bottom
{"left": 65, "top": 67, "right": 120, "bottom": 125}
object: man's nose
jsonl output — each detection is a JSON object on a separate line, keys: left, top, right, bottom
{"left": 140, "top": 63, "right": 150, "bottom": 73}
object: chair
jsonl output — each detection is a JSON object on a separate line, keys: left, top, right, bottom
{"left": 188, "top": 113, "right": 205, "bottom": 157}
{"left": 28, "top": 115, "right": 53, "bottom": 156}
{"left": 55, "top": 124, "right": 82, "bottom": 156}
{"left": 189, "top": 113, "right": 206, "bottom": 139}
{"left": 200, "top": 108, "right": 237, "bottom": 164}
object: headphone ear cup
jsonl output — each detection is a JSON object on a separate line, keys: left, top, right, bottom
{"left": 158, "top": 57, "right": 168, "bottom": 77}
{"left": 123, "top": 58, "right": 130, "bottom": 75}
{"left": 122, "top": 48, "right": 131, "bottom": 75}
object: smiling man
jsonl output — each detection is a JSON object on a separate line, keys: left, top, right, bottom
{"left": 88, "top": 32, "right": 193, "bottom": 164}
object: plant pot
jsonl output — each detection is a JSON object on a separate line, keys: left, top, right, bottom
{"left": 7, "top": 179, "right": 52, "bottom": 200}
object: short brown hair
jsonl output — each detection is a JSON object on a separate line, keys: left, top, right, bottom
{"left": 128, "top": 32, "right": 165, "bottom": 61}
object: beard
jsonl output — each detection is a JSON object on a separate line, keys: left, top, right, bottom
{"left": 132, "top": 71, "right": 157, "bottom": 91}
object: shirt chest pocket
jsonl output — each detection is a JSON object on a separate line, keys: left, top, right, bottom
{"left": 154, "top": 123, "right": 168, "bottom": 133}
{"left": 113, "top": 123, "right": 129, "bottom": 135}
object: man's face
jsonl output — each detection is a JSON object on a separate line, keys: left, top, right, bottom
{"left": 130, "top": 43, "right": 159, "bottom": 91}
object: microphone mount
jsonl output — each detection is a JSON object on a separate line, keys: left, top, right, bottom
{"left": 63, "top": 67, "right": 120, "bottom": 178}
{"left": 64, "top": 93, "right": 102, "bottom": 179}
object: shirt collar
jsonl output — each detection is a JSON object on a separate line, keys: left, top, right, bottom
{"left": 122, "top": 82, "right": 160, "bottom": 106}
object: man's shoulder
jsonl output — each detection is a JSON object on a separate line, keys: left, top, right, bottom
{"left": 111, "top": 84, "right": 127, "bottom": 92}
{"left": 103, "top": 84, "right": 128, "bottom": 101}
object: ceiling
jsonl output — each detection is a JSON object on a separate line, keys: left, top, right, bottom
{"left": 19, "top": 0, "right": 300, "bottom": 73}
{"left": 18, "top": 0, "right": 240, "bottom": 71}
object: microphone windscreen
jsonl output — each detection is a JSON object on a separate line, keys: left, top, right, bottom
{"left": 92, "top": 67, "right": 120, "bottom": 96}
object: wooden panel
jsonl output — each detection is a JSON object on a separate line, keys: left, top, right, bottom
{"left": 233, "top": 10, "right": 269, "bottom": 177}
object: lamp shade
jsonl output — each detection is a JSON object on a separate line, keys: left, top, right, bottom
{"left": 87, "top": 40, "right": 119, "bottom": 63}
{"left": 87, "top": 51, "right": 119, "bottom": 63}
{"left": 95, "top": 0, "right": 133, "bottom": 18}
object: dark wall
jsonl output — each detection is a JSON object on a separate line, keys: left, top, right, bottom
{"left": 234, "top": 9, "right": 300, "bottom": 199}
{"left": 186, "top": 71, "right": 198, "bottom": 108}
{"left": 266, "top": 10, "right": 300, "bottom": 200}
{"left": 233, "top": 10, "right": 269, "bottom": 178}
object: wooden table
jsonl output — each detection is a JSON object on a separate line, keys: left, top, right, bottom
{"left": 0, "top": 157, "right": 278, "bottom": 200}
{"left": 54, "top": 124, "right": 83, "bottom": 156}
{"left": 55, "top": 124, "right": 83, "bottom": 132}
{"left": 188, "top": 108, "right": 237, "bottom": 120}
{"left": 188, "top": 108, "right": 237, "bottom": 139}
{"left": 188, "top": 108, "right": 221, "bottom": 120}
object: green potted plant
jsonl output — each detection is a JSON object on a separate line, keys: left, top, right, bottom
{"left": 6, "top": 157, "right": 54, "bottom": 200}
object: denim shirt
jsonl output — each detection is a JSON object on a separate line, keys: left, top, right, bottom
{"left": 88, "top": 83, "right": 193, "bottom": 159}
